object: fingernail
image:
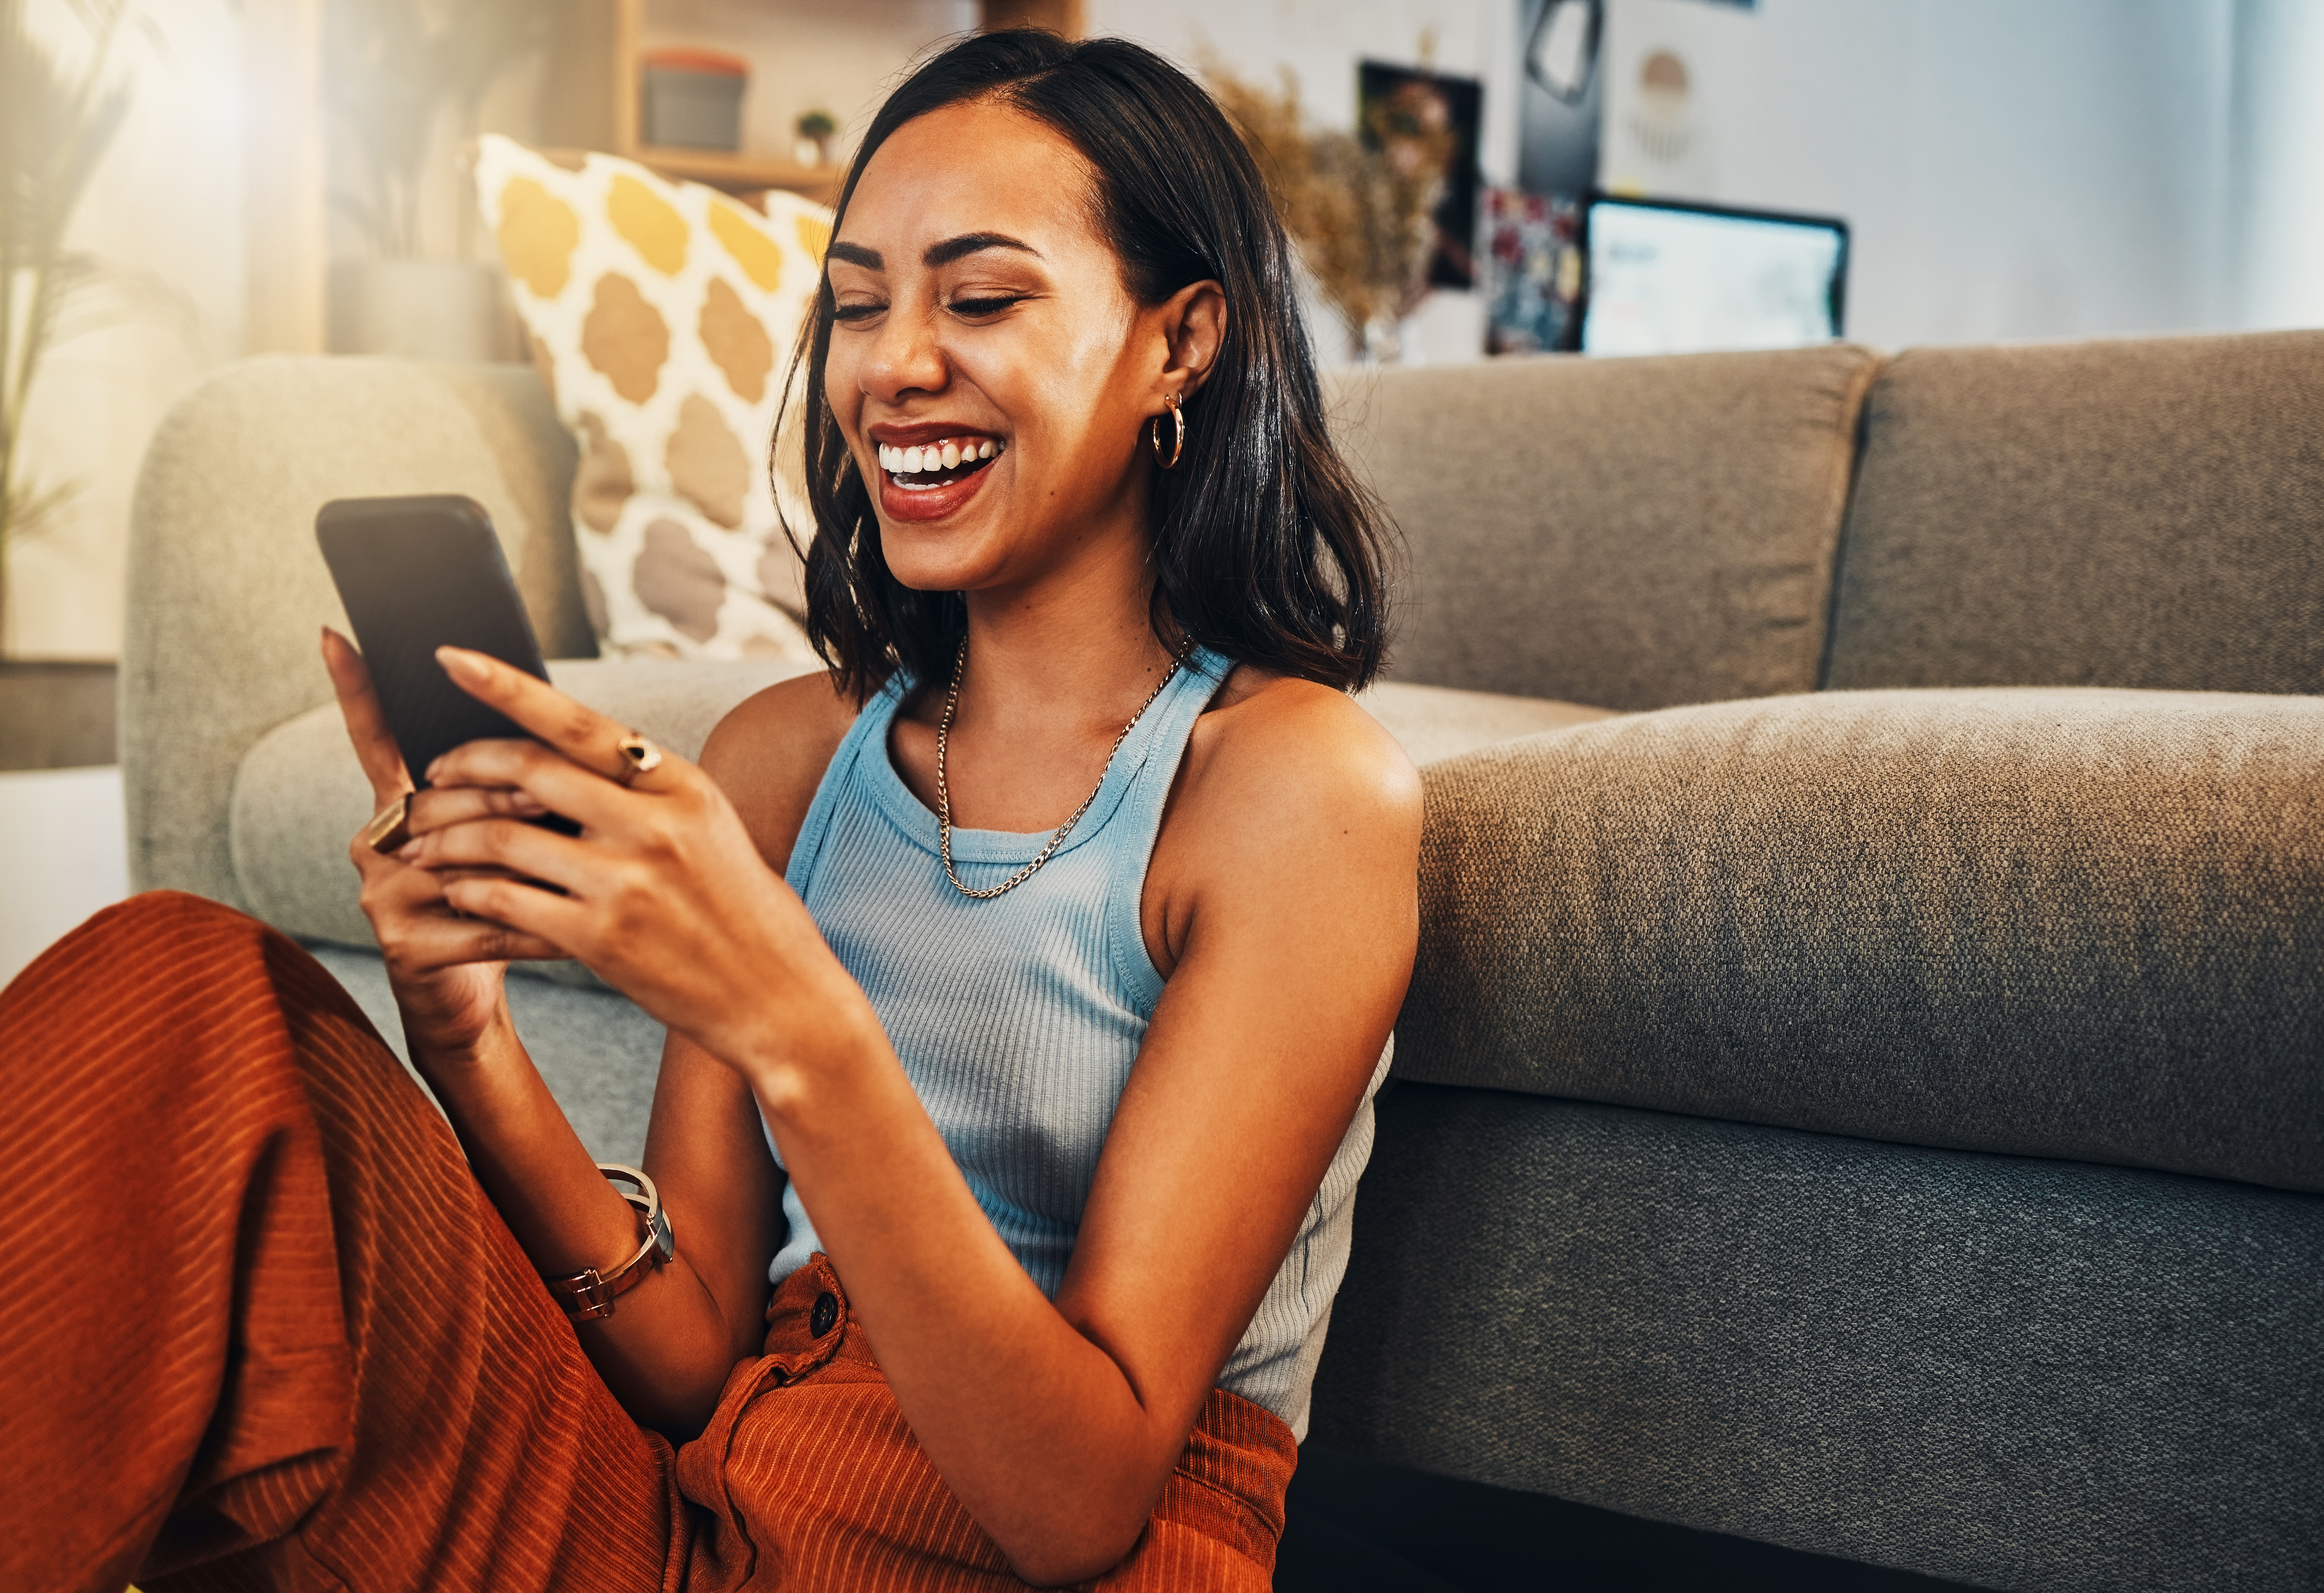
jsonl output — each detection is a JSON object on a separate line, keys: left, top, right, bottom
{"left": 437, "top": 646, "right": 488, "bottom": 684}
{"left": 424, "top": 756, "right": 445, "bottom": 782}
{"left": 396, "top": 840, "right": 422, "bottom": 861}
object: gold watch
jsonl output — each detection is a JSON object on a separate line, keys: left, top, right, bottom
{"left": 543, "top": 1164, "right": 675, "bottom": 1322}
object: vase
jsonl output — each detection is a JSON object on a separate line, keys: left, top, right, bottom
{"left": 1359, "top": 315, "right": 1405, "bottom": 365}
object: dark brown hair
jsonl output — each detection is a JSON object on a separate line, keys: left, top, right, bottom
{"left": 778, "top": 29, "right": 1394, "bottom": 698}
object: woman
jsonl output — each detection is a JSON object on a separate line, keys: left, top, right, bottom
{"left": 3, "top": 30, "right": 1417, "bottom": 1591}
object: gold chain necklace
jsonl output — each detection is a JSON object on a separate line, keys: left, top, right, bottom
{"left": 935, "top": 636, "right": 1180, "bottom": 901}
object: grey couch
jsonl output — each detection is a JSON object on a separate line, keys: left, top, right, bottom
{"left": 122, "top": 333, "right": 2323, "bottom": 1592}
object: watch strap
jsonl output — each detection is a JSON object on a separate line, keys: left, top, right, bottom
{"left": 543, "top": 1164, "right": 675, "bottom": 1323}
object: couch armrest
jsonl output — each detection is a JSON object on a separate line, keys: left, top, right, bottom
{"left": 1403, "top": 687, "right": 2324, "bottom": 1192}
{"left": 122, "top": 356, "right": 590, "bottom": 907}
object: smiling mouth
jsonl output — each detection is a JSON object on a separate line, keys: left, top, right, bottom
{"left": 876, "top": 436, "right": 1003, "bottom": 491}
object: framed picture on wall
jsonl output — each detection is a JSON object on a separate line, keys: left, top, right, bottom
{"left": 1483, "top": 188, "right": 1584, "bottom": 353}
{"left": 1357, "top": 61, "right": 1483, "bottom": 290}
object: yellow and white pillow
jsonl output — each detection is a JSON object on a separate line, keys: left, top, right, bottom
{"left": 474, "top": 133, "right": 830, "bottom": 661}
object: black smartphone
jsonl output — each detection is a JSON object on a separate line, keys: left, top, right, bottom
{"left": 316, "top": 494, "right": 579, "bottom": 831}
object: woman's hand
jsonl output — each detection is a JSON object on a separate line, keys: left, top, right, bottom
{"left": 393, "top": 645, "right": 877, "bottom": 1084}
{"left": 324, "top": 628, "right": 561, "bottom": 1063}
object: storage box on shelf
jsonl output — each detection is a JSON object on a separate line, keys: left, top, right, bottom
{"left": 541, "top": 0, "right": 1082, "bottom": 205}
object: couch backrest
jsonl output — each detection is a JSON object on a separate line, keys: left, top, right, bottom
{"left": 1326, "top": 345, "right": 1880, "bottom": 713}
{"left": 1824, "top": 329, "right": 2324, "bottom": 694}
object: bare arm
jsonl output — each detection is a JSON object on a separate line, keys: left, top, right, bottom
{"left": 409, "top": 651, "right": 1420, "bottom": 1583}
{"left": 326, "top": 631, "right": 846, "bottom": 1434}
{"left": 799, "top": 676, "right": 1421, "bottom": 1579}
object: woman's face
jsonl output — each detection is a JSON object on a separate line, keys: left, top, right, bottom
{"left": 822, "top": 99, "right": 1205, "bottom": 599}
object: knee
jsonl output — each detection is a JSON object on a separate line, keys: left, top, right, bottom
{"left": 96, "top": 889, "right": 261, "bottom": 940}
{"left": 2, "top": 891, "right": 283, "bottom": 1049}
{"left": 27, "top": 890, "right": 271, "bottom": 986}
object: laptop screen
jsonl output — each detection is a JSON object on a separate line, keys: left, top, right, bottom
{"left": 1581, "top": 197, "right": 1848, "bottom": 357}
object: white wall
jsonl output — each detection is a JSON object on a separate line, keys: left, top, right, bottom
{"left": 641, "top": 0, "right": 976, "bottom": 159}
{"left": 8, "top": 0, "right": 247, "bottom": 659}
{"left": 17, "top": 0, "right": 2316, "bottom": 659}
{"left": 1081, "top": 0, "right": 1524, "bottom": 365}
{"left": 1597, "top": 0, "right": 2240, "bottom": 351}
{"left": 1091, "top": 0, "right": 2324, "bottom": 356}
{"left": 2230, "top": 0, "right": 2324, "bottom": 331}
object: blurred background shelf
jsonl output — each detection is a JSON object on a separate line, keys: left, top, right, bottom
{"left": 545, "top": 0, "right": 1080, "bottom": 203}
{"left": 534, "top": 144, "right": 844, "bottom": 205}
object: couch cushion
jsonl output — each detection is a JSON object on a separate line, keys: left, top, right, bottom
{"left": 1356, "top": 680, "right": 1614, "bottom": 766}
{"left": 232, "top": 656, "right": 821, "bottom": 954}
{"left": 1310, "top": 1085, "right": 2324, "bottom": 1593}
{"left": 1399, "top": 687, "right": 2324, "bottom": 1192}
{"left": 1825, "top": 330, "right": 2324, "bottom": 693}
{"left": 233, "top": 659, "right": 1602, "bottom": 956}
{"left": 1326, "top": 345, "right": 1880, "bottom": 713}
{"left": 474, "top": 135, "right": 827, "bottom": 663}
{"left": 308, "top": 943, "right": 663, "bottom": 1166}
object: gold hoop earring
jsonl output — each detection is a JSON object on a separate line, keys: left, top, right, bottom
{"left": 1149, "top": 393, "right": 1185, "bottom": 470}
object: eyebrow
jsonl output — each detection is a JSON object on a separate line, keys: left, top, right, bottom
{"left": 824, "top": 233, "right": 1044, "bottom": 272}
{"left": 925, "top": 231, "right": 1041, "bottom": 266}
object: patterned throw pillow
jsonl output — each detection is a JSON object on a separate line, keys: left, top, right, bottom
{"left": 474, "top": 133, "right": 829, "bottom": 661}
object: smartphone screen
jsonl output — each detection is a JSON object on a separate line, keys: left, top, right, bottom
{"left": 316, "top": 494, "right": 578, "bottom": 830}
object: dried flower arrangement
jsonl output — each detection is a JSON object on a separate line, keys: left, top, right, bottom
{"left": 1207, "top": 61, "right": 1455, "bottom": 361}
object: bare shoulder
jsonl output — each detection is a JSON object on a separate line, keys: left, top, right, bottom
{"left": 1176, "top": 667, "right": 1422, "bottom": 856}
{"left": 1142, "top": 665, "right": 1418, "bottom": 977}
{"left": 697, "top": 669, "right": 862, "bottom": 874}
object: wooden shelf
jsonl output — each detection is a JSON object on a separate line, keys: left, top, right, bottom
{"left": 632, "top": 147, "right": 843, "bottom": 204}
{"left": 545, "top": 0, "right": 1072, "bottom": 208}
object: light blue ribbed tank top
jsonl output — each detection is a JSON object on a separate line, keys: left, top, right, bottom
{"left": 770, "top": 647, "right": 1389, "bottom": 1436}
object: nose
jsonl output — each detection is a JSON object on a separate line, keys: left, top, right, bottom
{"left": 858, "top": 300, "right": 950, "bottom": 405}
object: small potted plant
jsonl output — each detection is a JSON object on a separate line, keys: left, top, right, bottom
{"left": 794, "top": 109, "right": 839, "bottom": 168}
{"left": 323, "top": 0, "right": 555, "bottom": 361}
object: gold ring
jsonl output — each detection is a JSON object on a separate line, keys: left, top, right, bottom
{"left": 361, "top": 792, "right": 414, "bottom": 854}
{"left": 612, "top": 732, "right": 663, "bottom": 787}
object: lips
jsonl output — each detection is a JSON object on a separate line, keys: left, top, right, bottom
{"left": 867, "top": 428, "right": 1004, "bottom": 523}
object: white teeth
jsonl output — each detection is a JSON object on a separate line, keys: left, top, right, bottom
{"left": 879, "top": 437, "right": 1001, "bottom": 476}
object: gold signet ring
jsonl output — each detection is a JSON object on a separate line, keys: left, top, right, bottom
{"left": 613, "top": 732, "right": 663, "bottom": 787}
{"left": 362, "top": 792, "right": 414, "bottom": 854}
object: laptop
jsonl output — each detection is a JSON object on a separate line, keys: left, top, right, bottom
{"left": 1580, "top": 194, "right": 1849, "bottom": 356}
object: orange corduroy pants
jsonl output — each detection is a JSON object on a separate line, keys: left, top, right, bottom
{"left": 0, "top": 892, "right": 1296, "bottom": 1592}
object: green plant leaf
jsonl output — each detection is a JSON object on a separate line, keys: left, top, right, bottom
{"left": 3, "top": 471, "right": 80, "bottom": 541}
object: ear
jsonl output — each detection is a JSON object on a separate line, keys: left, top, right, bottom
{"left": 1153, "top": 278, "right": 1227, "bottom": 409}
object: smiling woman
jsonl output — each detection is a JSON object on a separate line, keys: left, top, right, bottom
{"left": 1, "top": 29, "right": 1417, "bottom": 1593}
{"left": 790, "top": 40, "right": 1390, "bottom": 701}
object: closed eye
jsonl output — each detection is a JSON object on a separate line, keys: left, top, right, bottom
{"left": 948, "top": 294, "right": 1027, "bottom": 319}
{"left": 832, "top": 301, "right": 885, "bottom": 323}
